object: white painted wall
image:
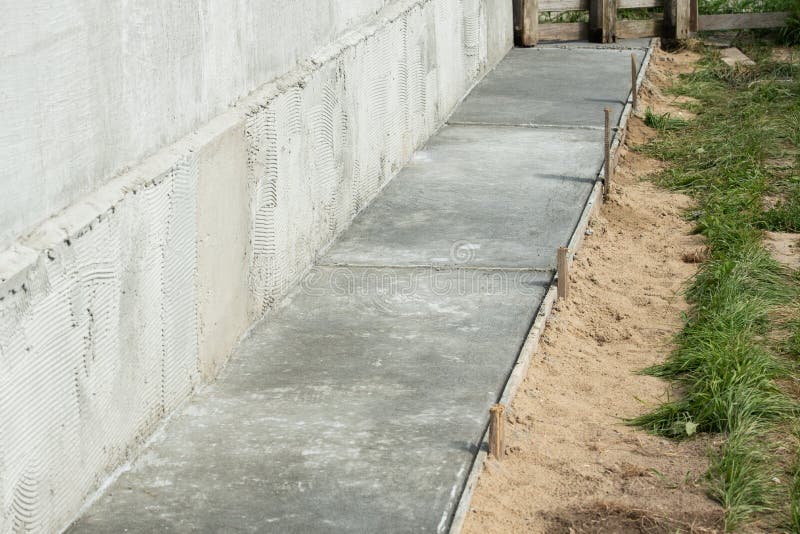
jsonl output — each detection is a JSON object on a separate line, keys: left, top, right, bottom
{"left": 0, "top": 1, "right": 513, "bottom": 531}
{"left": 0, "top": 0, "right": 392, "bottom": 249}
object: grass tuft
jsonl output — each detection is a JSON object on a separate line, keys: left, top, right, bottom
{"left": 791, "top": 447, "right": 800, "bottom": 532}
{"left": 707, "top": 423, "right": 775, "bottom": 531}
{"left": 644, "top": 107, "right": 688, "bottom": 131}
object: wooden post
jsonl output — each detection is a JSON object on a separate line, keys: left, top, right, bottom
{"left": 689, "top": 0, "right": 699, "bottom": 33}
{"left": 631, "top": 54, "right": 638, "bottom": 112}
{"left": 589, "top": 0, "right": 617, "bottom": 43}
{"left": 489, "top": 404, "right": 505, "bottom": 459}
{"left": 604, "top": 107, "right": 612, "bottom": 197}
{"left": 557, "top": 247, "right": 569, "bottom": 300}
{"left": 665, "top": 0, "right": 691, "bottom": 39}
{"left": 513, "top": 0, "right": 539, "bottom": 47}
{"left": 676, "top": 0, "right": 691, "bottom": 38}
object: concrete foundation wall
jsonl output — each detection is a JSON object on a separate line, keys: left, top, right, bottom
{"left": 0, "top": 0, "right": 395, "bottom": 250}
{"left": 0, "top": 0, "right": 513, "bottom": 531}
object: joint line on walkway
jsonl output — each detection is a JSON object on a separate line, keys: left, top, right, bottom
{"left": 315, "top": 262, "right": 556, "bottom": 273}
{"left": 445, "top": 121, "right": 619, "bottom": 132}
{"left": 536, "top": 44, "right": 650, "bottom": 51}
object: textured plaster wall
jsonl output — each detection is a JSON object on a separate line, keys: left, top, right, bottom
{"left": 0, "top": 153, "right": 200, "bottom": 533}
{"left": 0, "top": 0, "right": 392, "bottom": 249}
{"left": 0, "top": 0, "right": 513, "bottom": 531}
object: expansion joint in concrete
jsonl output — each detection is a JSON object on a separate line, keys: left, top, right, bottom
{"left": 540, "top": 45, "right": 650, "bottom": 51}
{"left": 315, "top": 262, "right": 556, "bottom": 273}
{"left": 445, "top": 121, "right": 615, "bottom": 132}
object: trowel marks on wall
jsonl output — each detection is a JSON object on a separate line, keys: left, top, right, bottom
{"left": 0, "top": 156, "right": 199, "bottom": 531}
{"left": 246, "top": 0, "right": 486, "bottom": 313}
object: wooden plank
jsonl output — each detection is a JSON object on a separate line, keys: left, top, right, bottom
{"left": 618, "top": 0, "right": 663, "bottom": 8}
{"left": 689, "top": 0, "right": 698, "bottom": 32}
{"left": 540, "top": 0, "right": 659, "bottom": 10}
{"left": 617, "top": 17, "right": 662, "bottom": 38}
{"left": 698, "top": 11, "right": 789, "bottom": 30}
{"left": 513, "top": 0, "right": 539, "bottom": 46}
{"left": 538, "top": 21, "right": 590, "bottom": 40}
{"left": 539, "top": 0, "right": 587, "bottom": 11}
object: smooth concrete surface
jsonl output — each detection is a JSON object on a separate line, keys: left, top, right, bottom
{"left": 321, "top": 125, "right": 602, "bottom": 269}
{"left": 449, "top": 46, "right": 647, "bottom": 127}
{"left": 68, "top": 44, "right": 638, "bottom": 532}
{"left": 485, "top": 0, "right": 515, "bottom": 68}
{"left": 196, "top": 115, "right": 252, "bottom": 380}
{"left": 71, "top": 267, "right": 549, "bottom": 533}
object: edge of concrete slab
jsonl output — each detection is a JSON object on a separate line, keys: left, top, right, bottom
{"left": 612, "top": 37, "right": 657, "bottom": 172}
{"left": 447, "top": 37, "right": 659, "bottom": 534}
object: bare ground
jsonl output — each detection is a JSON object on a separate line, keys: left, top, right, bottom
{"left": 462, "top": 46, "right": 724, "bottom": 534}
{"left": 765, "top": 231, "right": 800, "bottom": 271}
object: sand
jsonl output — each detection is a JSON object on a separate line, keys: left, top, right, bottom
{"left": 765, "top": 231, "right": 800, "bottom": 271}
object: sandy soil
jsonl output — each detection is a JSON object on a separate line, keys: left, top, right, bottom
{"left": 461, "top": 46, "right": 725, "bottom": 533}
{"left": 773, "top": 47, "right": 799, "bottom": 64}
{"left": 765, "top": 231, "right": 800, "bottom": 271}
{"left": 637, "top": 48, "right": 701, "bottom": 121}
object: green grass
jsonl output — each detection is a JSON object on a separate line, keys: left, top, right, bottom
{"left": 644, "top": 107, "right": 689, "bottom": 131}
{"left": 539, "top": 0, "right": 800, "bottom": 43}
{"left": 761, "top": 174, "right": 800, "bottom": 232}
{"left": 537, "top": 7, "right": 661, "bottom": 23}
{"left": 707, "top": 422, "right": 776, "bottom": 530}
{"left": 791, "top": 444, "right": 800, "bottom": 531}
{"left": 699, "top": 0, "right": 797, "bottom": 15}
{"left": 631, "top": 39, "right": 800, "bottom": 531}
{"left": 538, "top": 10, "right": 588, "bottom": 23}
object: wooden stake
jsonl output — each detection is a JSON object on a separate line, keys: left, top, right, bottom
{"left": 604, "top": 107, "right": 612, "bottom": 197}
{"left": 631, "top": 53, "right": 638, "bottom": 112}
{"left": 557, "top": 247, "right": 569, "bottom": 300}
{"left": 489, "top": 404, "right": 505, "bottom": 460}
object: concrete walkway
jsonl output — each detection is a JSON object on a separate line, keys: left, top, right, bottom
{"left": 70, "top": 41, "right": 649, "bottom": 533}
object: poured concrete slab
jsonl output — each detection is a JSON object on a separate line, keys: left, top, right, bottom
{"left": 449, "top": 47, "right": 645, "bottom": 128}
{"left": 70, "top": 267, "right": 549, "bottom": 533}
{"left": 321, "top": 125, "right": 602, "bottom": 269}
{"left": 69, "top": 39, "right": 646, "bottom": 533}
